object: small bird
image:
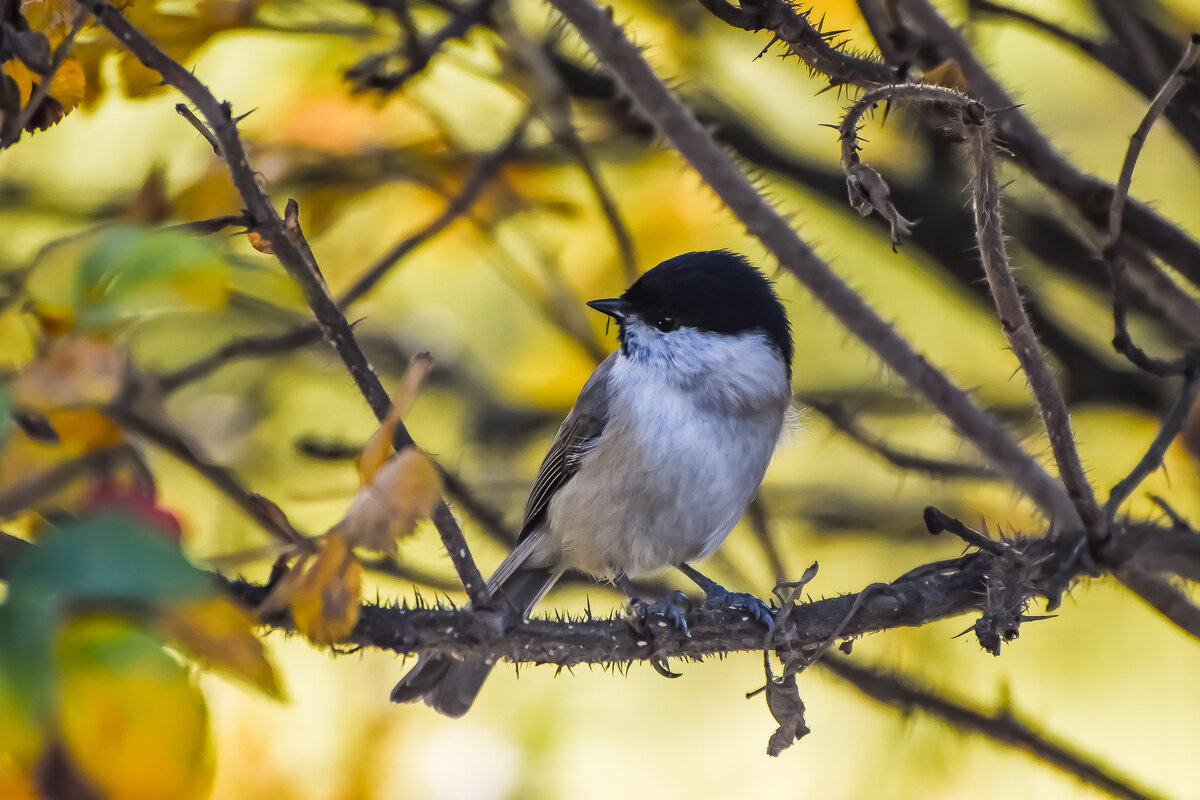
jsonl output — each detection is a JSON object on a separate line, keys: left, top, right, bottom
{"left": 391, "top": 250, "right": 794, "bottom": 716}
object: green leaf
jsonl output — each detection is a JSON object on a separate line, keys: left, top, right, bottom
{"left": 75, "top": 225, "right": 230, "bottom": 325}
{"left": 0, "top": 514, "right": 214, "bottom": 720}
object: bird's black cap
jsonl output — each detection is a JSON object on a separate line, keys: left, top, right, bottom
{"left": 613, "top": 250, "right": 793, "bottom": 375}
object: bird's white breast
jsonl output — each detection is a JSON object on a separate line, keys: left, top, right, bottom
{"left": 540, "top": 327, "right": 790, "bottom": 578}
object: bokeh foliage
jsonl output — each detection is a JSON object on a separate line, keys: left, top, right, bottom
{"left": 2, "top": 0, "right": 1200, "bottom": 797}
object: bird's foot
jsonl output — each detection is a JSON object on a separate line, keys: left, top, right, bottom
{"left": 702, "top": 587, "right": 775, "bottom": 636}
{"left": 626, "top": 590, "right": 693, "bottom": 637}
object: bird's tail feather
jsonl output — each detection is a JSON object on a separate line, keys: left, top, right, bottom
{"left": 391, "top": 537, "right": 557, "bottom": 717}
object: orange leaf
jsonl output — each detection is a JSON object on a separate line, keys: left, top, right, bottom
{"left": 246, "top": 231, "right": 274, "bottom": 255}
{"left": 48, "top": 56, "right": 85, "bottom": 117}
{"left": 21, "top": 0, "right": 80, "bottom": 40}
{"left": 331, "top": 447, "right": 442, "bottom": 553}
{"left": 290, "top": 537, "right": 361, "bottom": 645}
{"left": 160, "top": 597, "right": 282, "bottom": 698}
{"left": 11, "top": 337, "right": 123, "bottom": 411}
{"left": 358, "top": 353, "right": 434, "bottom": 483}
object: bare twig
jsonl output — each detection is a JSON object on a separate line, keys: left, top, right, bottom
{"left": 232, "top": 518, "right": 1200, "bottom": 661}
{"left": 173, "top": 103, "right": 220, "bottom": 154}
{"left": 803, "top": 398, "right": 996, "bottom": 480}
{"left": 923, "top": 506, "right": 1019, "bottom": 560}
{"left": 546, "top": 0, "right": 1075, "bottom": 521}
{"left": 347, "top": 0, "right": 497, "bottom": 92}
{"left": 746, "top": 496, "right": 786, "bottom": 583}
{"left": 961, "top": 110, "right": 1106, "bottom": 547}
{"left": 1108, "top": 31, "right": 1200, "bottom": 237}
{"left": 230, "top": 524, "right": 1072, "bottom": 662}
{"left": 966, "top": 0, "right": 1099, "bottom": 55}
{"left": 1116, "top": 566, "right": 1200, "bottom": 641}
{"left": 158, "top": 124, "right": 523, "bottom": 392}
{"left": 896, "top": 0, "right": 1200, "bottom": 289}
{"left": 1105, "top": 35, "right": 1200, "bottom": 376}
{"left": 336, "top": 115, "right": 529, "bottom": 308}
{"left": 105, "top": 400, "right": 307, "bottom": 547}
{"left": 505, "top": 23, "right": 639, "bottom": 281}
{"left": 1106, "top": 368, "right": 1200, "bottom": 519}
{"left": 821, "top": 655, "right": 1163, "bottom": 800}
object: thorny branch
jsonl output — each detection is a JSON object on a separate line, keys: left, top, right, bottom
{"left": 694, "top": 0, "right": 1200, "bottom": 294}
{"left": 1104, "top": 34, "right": 1200, "bottom": 377}
{"left": 802, "top": 398, "right": 996, "bottom": 481}
{"left": 228, "top": 516, "right": 1196, "bottom": 686}
{"left": 79, "top": 0, "right": 492, "bottom": 607}
{"left": 7, "top": 0, "right": 1199, "bottom": 784}
{"left": 837, "top": 82, "right": 1200, "bottom": 631}
{"left": 546, "top": 0, "right": 1076, "bottom": 522}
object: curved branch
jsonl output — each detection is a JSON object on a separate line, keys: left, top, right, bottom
{"left": 545, "top": 0, "right": 1075, "bottom": 522}
{"left": 695, "top": 0, "right": 1200, "bottom": 293}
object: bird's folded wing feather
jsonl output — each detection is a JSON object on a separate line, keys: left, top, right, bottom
{"left": 519, "top": 352, "right": 616, "bottom": 540}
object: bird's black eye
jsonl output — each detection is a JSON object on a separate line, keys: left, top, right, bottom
{"left": 652, "top": 314, "right": 678, "bottom": 333}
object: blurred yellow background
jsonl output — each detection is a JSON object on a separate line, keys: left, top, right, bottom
{"left": 3, "top": 0, "right": 1200, "bottom": 797}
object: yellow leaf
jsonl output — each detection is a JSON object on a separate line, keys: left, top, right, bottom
{"left": 0, "top": 675, "right": 43, "bottom": 778}
{"left": 160, "top": 596, "right": 282, "bottom": 699}
{"left": 11, "top": 337, "right": 124, "bottom": 411}
{"left": 358, "top": 353, "right": 434, "bottom": 483}
{"left": 57, "top": 616, "right": 213, "bottom": 800}
{"left": 332, "top": 447, "right": 442, "bottom": 553}
{"left": 41, "top": 408, "right": 123, "bottom": 451}
{"left": 48, "top": 56, "right": 84, "bottom": 117}
{"left": 0, "top": 409, "right": 123, "bottom": 503}
{"left": 290, "top": 537, "right": 361, "bottom": 645}
{"left": 2, "top": 59, "right": 35, "bottom": 106}
{"left": 246, "top": 231, "right": 274, "bottom": 255}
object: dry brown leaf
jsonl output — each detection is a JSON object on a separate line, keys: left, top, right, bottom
{"left": 12, "top": 338, "right": 124, "bottom": 411}
{"left": 331, "top": 447, "right": 442, "bottom": 553}
{"left": 254, "top": 552, "right": 310, "bottom": 617}
{"left": 290, "top": 536, "right": 361, "bottom": 645}
{"left": 161, "top": 596, "right": 282, "bottom": 698}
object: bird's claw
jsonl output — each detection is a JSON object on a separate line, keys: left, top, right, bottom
{"left": 626, "top": 590, "right": 692, "bottom": 637}
{"left": 704, "top": 588, "right": 775, "bottom": 636}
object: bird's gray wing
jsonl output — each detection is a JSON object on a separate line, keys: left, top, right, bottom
{"left": 518, "top": 352, "right": 615, "bottom": 540}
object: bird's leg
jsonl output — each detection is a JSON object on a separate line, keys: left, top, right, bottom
{"left": 615, "top": 572, "right": 691, "bottom": 636}
{"left": 677, "top": 563, "right": 774, "bottom": 634}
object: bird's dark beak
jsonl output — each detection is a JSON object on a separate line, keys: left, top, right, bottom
{"left": 586, "top": 298, "right": 632, "bottom": 322}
